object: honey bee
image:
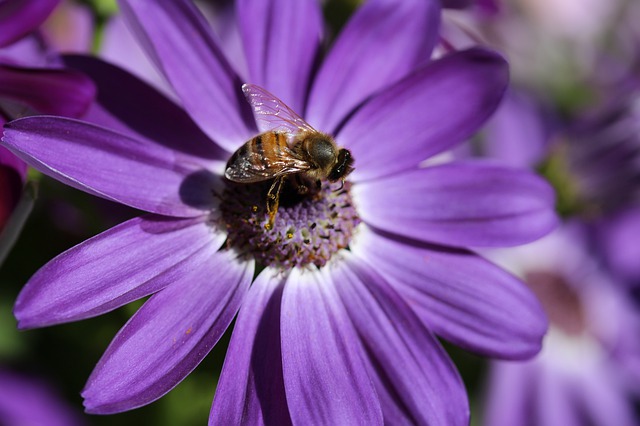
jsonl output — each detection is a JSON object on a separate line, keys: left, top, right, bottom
{"left": 225, "top": 84, "right": 354, "bottom": 229}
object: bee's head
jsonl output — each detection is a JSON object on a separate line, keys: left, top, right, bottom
{"left": 328, "top": 149, "right": 354, "bottom": 182}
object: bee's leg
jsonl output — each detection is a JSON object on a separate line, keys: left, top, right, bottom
{"left": 265, "top": 176, "right": 285, "bottom": 230}
{"left": 293, "top": 174, "right": 308, "bottom": 195}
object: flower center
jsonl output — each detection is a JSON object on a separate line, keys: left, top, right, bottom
{"left": 525, "top": 271, "right": 586, "bottom": 336}
{"left": 219, "top": 178, "right": 360, "bottom": 269}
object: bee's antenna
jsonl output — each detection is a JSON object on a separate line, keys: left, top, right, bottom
{"left": 333, "top": 180, "right": 345, "bottom": 192}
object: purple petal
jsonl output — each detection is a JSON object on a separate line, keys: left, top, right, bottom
{"left": 0, "top": 34, "right": 49, "bottom": 67}
{"left": 82, "top": 248, "right": 253, "bottom": 414}
{"left": 0, "top": 0, "right": 60, "bottom": 47}
{"left": 2, "top": 116, "right": 219, "bottom": 216}
{"left": 210, "top": 269, "right": 291, "bottom": 425}
{"left": 281, "top": 268, "right": 382, "bottom": 425}
{"left": 99, "top": 15, "right": 176, "bottom": 101}
{"left": 350, "top": 225, "right": 548, "bottom": 359}
{"left": 14, "top": 215, "right": 223, "bottom": 328}
{"left": 62, "top": 55, "right": 227, "bottom": 163}
{"left": 597, "top": 207, "right": 640, "bottom": 284}
{"left": 119, "top": 0, "right": 255, "bottom": 152}
{"left": 0, "top": 145, "right": 26, "bottom": 180}
{"left": 0, "top": 370, "right": 83, "bottom": 426}
{"left": 482, "top": 90, "right": 554, "bottom": 168}
{"left": 199, "top": 0, "right": 248, "bottom": 81}
{"left": 237, "top": 0, "right": 322, "bottom": 113}
{"left": 536, "top": 366, "right": 582, "bottom": 426}
{"left": 331, "top": 252, "right": 469, "bottom": 425}
{"left": 483, "top": 361, "right": 538, "bottom": 426}
{"left": 307, "top": 0, "right": 440, "bottom": 132}
{"left": 353, "top": 161, "right": 558, "bottom": 247}
{"left": 0, "top": 64, "right": 95, "bottom": 118}
{"left": 580, "top": 367, "right": 637, "bottom": 426}
{"left": 337, "top": 48, "right": 509, "bottom": 182}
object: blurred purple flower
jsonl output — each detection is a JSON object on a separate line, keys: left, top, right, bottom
{"left": 0, "top": 0, "right": 95, "bottom": 260}
{"left": 479, "top": 89, "right": 556, "bottom": 168}
{"left": 0, "top": 33, "right": 95, "bottom": 125}
{"left": 39, "top": 0, "right": 94, "bottom": 54}
{"left": 0, "top": 369, "right": 85, "bottom": 426}
{"left": 594, "top": 207, "right": 640, "bottom": 287}
{"left": 0, "top": 0, "right": 95, "bottom": 123}
{"left": 564, "top": 95, "right": 640, "bottom": 215}
{"left": 1, "top": 0, "right": 557, "bottom": 423}
{"left": 0, "top": 0, "right": 61, "bottom": 47}
{"left": 483, "top": 224, "right": 640, "bottom": 426}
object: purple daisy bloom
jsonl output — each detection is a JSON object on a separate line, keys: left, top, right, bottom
{"left": 482, "top": 224, "right": 640, "bottom": 426}
{"left": 2, "top": 0, "right": 556, "bottom": 423}
{"left": 0, "top": 369, "right": 85, "bottom": 426}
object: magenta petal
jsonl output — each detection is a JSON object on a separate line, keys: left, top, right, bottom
{"left": 237, "top": 0, "right": 322, "bottom": 113}
{"left": 82, "top": 248, "right": 253, "bottom": 414}
{"left": 0, "top": 64, "right": 95, "bottom": 118}
{"left": 331, "top": 252, "right": 469, "bottom": 425}
{"left": 353, "top": 161, "right": 558, "bottom": 247}
{"left": 0, "top": 0, "right": 60, "bottom": 47}
{"left": 210, "top": 269, "right": 291, "bottom": 425}
{"left": 350, "top": 225, "right": 548, "bottom": 359}
{"left": 281, "top": 268, "right": 382, "bottom": 425}
{"left": 307, "top": 0, "right": 440, "bottom": 132}
{"left": 2, "top": 116, "right": 217, "bottom": 216}
{"left": 338, "top": 48, "right": 509, "bottom": 182}
{"left": 119, "top": 0, "right": 255, "bottom": 152}
{"left": 14, "top": 216, "right": 222, "bottom": 328}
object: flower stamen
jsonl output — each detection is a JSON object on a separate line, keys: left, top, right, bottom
{"left": 219, "top": 179, "right": 359, "bottom": 269}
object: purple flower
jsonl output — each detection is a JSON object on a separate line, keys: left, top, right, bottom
{"left": 1, "top": 0, "right": 557, "bottom": 423}
{"left": 0, "top": 0, "right": 95, "bottom": 262}
{"left": 0, "top": 369, "right": 85, "bottom": 426}
{"left": 564, "top": 95, "right": 640, "bottom": 215}
{"left": 483, "top": 224, "right": 640, "bottom": 426}
{"left": 0, "top": 0, "right": 61, "bottom": 47}
{"left": 594, "top": 207, "right": 640, "bottom": 286}
{"left": 0, "top": 0, "right": 96, "bottom": 124}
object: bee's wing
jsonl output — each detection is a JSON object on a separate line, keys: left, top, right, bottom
{"left": 225, "top": 142, "right": 311, "bottom": 183}
{"left": 242, "top": 84, "right": 317, "bottom": 135}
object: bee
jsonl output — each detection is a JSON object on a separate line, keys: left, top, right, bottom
{"left": 225, "top": 84, "right": 354, "bottom": 230}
